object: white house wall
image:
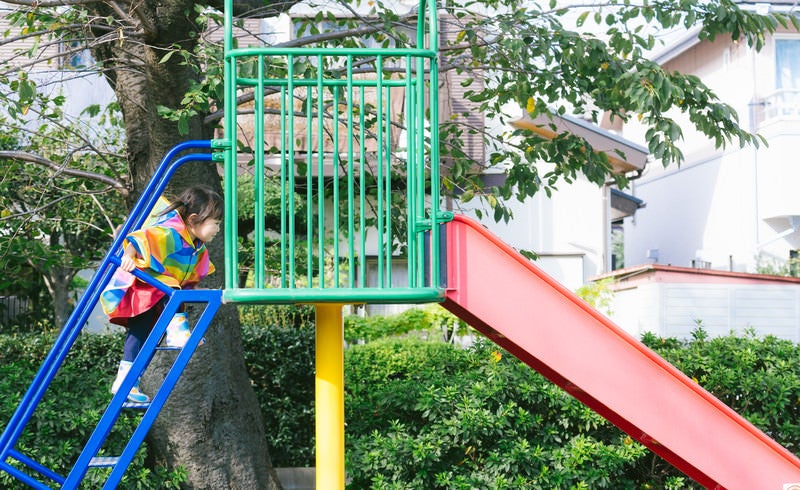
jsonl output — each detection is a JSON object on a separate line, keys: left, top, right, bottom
{"left": 610, "top": 283, "right": 800, "bottom": 341}
{"left": 622, "top": 30, "right": 800, "bottom": 272}
{"left": 458, "top": 173, "right": 606, "bottom": 290}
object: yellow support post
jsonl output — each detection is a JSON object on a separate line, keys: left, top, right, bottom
{"left": 315, "top": 303, "right": 345, "bottom": 489}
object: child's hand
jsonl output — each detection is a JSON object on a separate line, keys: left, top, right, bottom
{"left": 119, "top": 255, "right": 137, "bottom": 272}
{"left": 119, "top": 244, "right": 139, "bottom": 272}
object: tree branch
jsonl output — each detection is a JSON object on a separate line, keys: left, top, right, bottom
{"left": 0, "top": 150, "right": 128, "bottom": 195}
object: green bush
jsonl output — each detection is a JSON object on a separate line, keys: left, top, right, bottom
{"left": 344, "top": 305, "right": 466, "bottom": 344}
{"left": 4, "top": 320, "right": 800, "bottom": 488}
{"left": 643, "top": 327, "right": 800, "bottom": 453}
{"left": 344, "top": 338, "right": 666, "bottom": 489}
{"left": 240, "top": 306, "right": 315, "bottom": 467}
{"left": 0, "top": 331, "right": 186, "bottom": 489}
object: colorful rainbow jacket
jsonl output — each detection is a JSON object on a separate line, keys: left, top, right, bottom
{"left": 100, "top": 197, "right": 215, "bottom": 326}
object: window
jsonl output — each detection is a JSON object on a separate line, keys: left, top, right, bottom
{"left": 776, "top": 39, "right": 800, "bottom": 90}
{"left": 59, "top": 40, "right": 94, "bottom": 70}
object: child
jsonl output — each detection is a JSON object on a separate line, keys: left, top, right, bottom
{"left": 100, "top": 184, "right": 223, "bottom": 403}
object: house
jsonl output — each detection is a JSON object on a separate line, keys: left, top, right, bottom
{"left": 602, "top": 264, "right": 800, "bottom": 341}
{"left": 595, "top": 2, "right": 800, "bottom": 338}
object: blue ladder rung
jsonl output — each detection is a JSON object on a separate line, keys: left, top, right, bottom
{"left": 122, "top": 401, "right": 151, "bottom": 410}
{"left": 3, "top": 448, "right": 65, "bottom": 487}
{"left": 0, "top": 462, "right": 52, "bottom": 490}
{"left": 88, "top": 456, "right": 120, "bottom": 468}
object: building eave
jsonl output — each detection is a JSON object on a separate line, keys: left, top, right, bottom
{"left": 511, "top": 111, "right": 649, "bottom": 175}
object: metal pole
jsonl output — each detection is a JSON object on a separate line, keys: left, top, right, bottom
{"left": 315, "top": 303, "right": 345, "bottom": 489}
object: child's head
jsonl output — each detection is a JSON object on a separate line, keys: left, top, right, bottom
{"left": 165, "top": 185, "right": 223, "bottom": 243}
{"left": 173, "top": 185, "right": 223, "bottom": 223}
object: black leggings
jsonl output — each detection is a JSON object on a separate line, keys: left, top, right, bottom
{"left": 123, "top": 306, "right": 161, "bottom": 362}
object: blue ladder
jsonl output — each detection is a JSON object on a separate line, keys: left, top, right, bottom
{"left": 0, "top": 141, "right": 226, "bottom": 489}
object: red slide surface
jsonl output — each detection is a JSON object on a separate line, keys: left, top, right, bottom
{"left": 442, "top": 214, "right": 800, "bottom": 489}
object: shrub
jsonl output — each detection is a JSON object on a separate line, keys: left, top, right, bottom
{"left": 0, "top": 331, "right": 186, "bottom": 489}
{"left": 344, "top": 338, "right": 664, "bottom": 489}
{"left": 240, "top": 307, "right": 315, "bottom": 467}
{"left": 344, "top": 305, "right": 466, "bottom": 344}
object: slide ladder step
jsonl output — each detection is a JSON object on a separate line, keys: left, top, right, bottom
{"left": 121, "top": 401, "right": 151, "bottom": 410}
{"left": 88, "top": 456, "right": 120, "bottom": 468}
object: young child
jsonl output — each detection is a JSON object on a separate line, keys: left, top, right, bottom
{"left": 100, "top": 184, "right": 223, "bottom": 403}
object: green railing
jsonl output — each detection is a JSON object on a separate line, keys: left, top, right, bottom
{"left": 220, "top": 0, "right": 450, "bottom": 304}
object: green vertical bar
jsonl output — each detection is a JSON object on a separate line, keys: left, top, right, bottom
{"left": 332, "top": 84, "right": 340, "bottom": 288}
{"left": 427, "top": 0, "right": 441, "bottom": 288}
{"left": 346, "top": 55, "right": 355, "bottom": 288}
{"left": 404, "top": 55, "right": 415, "bottom": 287}
{"left": 317, "top": 54, "right": 325, "bottom": 288}
{"left": 415, "top": 54, "right": 426, "bottom": 288}
{"left": 376, "top": 55, "right": 384, "bottom": 288}
{"left": 429, "top": 52, "right": 441, "bottom": 288}
{"left": 358, "top": 86, "right": 367, "bottom": 288}
{"left": 223, "top": 0, "right": 238, "bottom": 290}
{"left": 288, "top": 55, "right": 296, "bottom": 287}
{"left": 255, "top": 55, "right": 266, "bottom": 289}
{"left": 306, "top": 78, "right": 314, "bottom": 288}
{"left": 384, "top": 77, "right": 392, "bottom": 288}
{"left": 279, "top": 83, "right": 287, "bottom": 286}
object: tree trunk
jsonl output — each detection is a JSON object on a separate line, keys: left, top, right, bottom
{"left": 39, "top": 265, "right": 74, "bottom": 329}
{"left": 86, "top": 2, "right": 281, "bottom": 487}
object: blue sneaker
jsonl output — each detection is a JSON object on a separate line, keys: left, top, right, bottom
{"left": 127, "top": 385, "right": 150, "bottom": 404}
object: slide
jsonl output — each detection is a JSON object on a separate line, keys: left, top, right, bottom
{"left": 442, "top": 214, "right": 800, "bottom": 489}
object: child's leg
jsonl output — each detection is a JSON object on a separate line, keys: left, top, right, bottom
{"left": 124, "top": 308, "right": 158, "bottom": 361}
{"left": 113, "top": 307, "right": 158, "bottom": 403}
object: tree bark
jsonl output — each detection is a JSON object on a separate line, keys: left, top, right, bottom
{"left": 84, "top": 2, "right": 282, "bottom": 487}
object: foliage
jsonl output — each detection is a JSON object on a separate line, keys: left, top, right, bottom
{"left": 345, "top": 338, "right": 661, "bottom": 488}
{"left": 345, "top": 330, "right": 800, "bottom": 488}
{"left": 642, "top": 327, "right": 800, "bottom": 454}
{"left": 0, "top": 331, "right": 186, "bottom": 489}
{"left": 3, "top": 322, "right": 800, "bottom": 486}
{"left": 0, "top": 103, "right": 127, "bottom": 327}
{"left": 240, "top": 306, "right": 316, "bottom": 467}
{"left": 1, "top": 0, "right": 789, "bottom": 226}
{"left": 755, "top": 252, "right": 800, "bottom": 278}
{"left": 575, "top": 277, "right": 616, "bottom": 316}
{"left": 344, "top": 305, "right": 467, "bottom": 344}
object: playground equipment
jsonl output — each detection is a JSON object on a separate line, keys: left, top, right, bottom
{"left": 3, "top": 0, "right": 800, "bottom": 487}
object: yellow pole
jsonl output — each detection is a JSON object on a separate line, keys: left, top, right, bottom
{"left": 315, "top": 303, "right": 345, "bottom": 489}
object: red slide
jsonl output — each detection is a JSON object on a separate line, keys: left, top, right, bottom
{"left": 442, "top": 214, "right": 800, "bottom": 489}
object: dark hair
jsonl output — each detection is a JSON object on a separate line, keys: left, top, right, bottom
{"left": 161, "top": 185, "right": 223, "bottom": 223}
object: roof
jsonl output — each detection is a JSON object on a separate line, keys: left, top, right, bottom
{"left": 648, "top": 1, "right": 798, "bottom": 65}
{"left": 593, "top": 263, "right": 800, "bottom": 287}
{"left": 511, "top": 111, "right": 649, "bottom": 175}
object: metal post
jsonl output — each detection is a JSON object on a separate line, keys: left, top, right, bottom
{"left": 315, "top": 303, "right": 345, "bottom": 489}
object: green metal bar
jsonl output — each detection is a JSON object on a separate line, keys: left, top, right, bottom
{"left": 383, "top": 82, "right": 392, "bottom": 287}
{"left": 376, "top": 54, "right": 384, "bottom": 288}
{"left": 227, "top": 47, "right": 435, "bottom": 58}
{"left": 316, "top": 54, "right": 325, "bottom": 288}
{"left": 234, "top": 78, "right": 411, "bottom": 89}
{"left": 223, "top": 0, "right": 238, "bottom": 290}
{"left": 404, "top": 56, "right": 415, "bottom": 287}
{"left": 290, "top": 66, "right": 297, "bottom": 288}
{"left": 332, "top": 85, "right": 340, "bottom": 287}
{"left": 306, "top": 83, "right": 314, "bottom": 288}
{"left": 278, "top": 83, "right": 289, "bottom": 288}
{"left": 358, "top": 85, "right": 367, "bottom": 288}
{"left": 288, "top": 55, "right": 297, "bottom": 287}
{"left": 346, "top": 55, "right": 355, "bottom": 288}
{"left": 415, "top": 54, "right": 426, "bottom": 288}
{"left": 255, "top": 55, "right": 266, "bottom": 289}
{"left": 223, "top": 287, "right": 444, "bottom": 305}
{"left": 429, "top": 47, "right": 441, "bottom": 288}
